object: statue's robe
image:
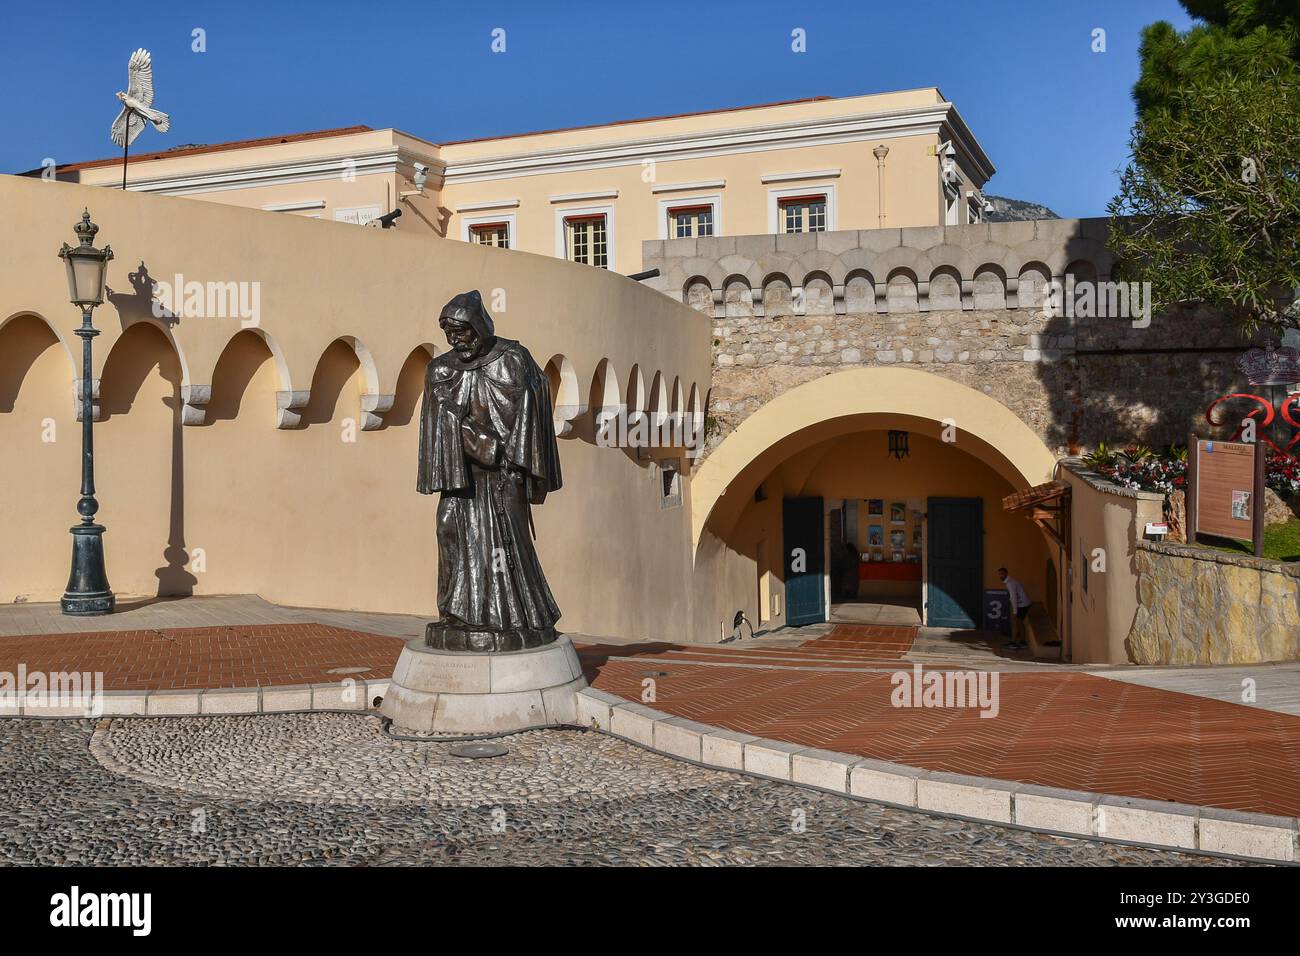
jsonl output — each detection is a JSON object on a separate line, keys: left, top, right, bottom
{"left": 417, "top": 337, "right": 563, "bottom": 651}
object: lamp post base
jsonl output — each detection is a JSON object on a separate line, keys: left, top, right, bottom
{"left": 61, "top": 523, "right": 114, "bottom": 616}
{"left": 61, "top": 593, "right": 115, "bottom": 616}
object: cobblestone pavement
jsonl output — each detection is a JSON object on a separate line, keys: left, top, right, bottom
{"left": 0, "top": 715, "right": 1247, "bottom": 866}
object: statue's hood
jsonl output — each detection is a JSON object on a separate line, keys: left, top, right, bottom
{"left": 438, "top": 290, "right": 496, "bottom": 340}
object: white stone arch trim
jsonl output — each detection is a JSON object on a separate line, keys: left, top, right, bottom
{"left": 688, "top": 366, "right": 1057, "bottom": 554}
{"left": 545, "top": 353, "right": 583, "bottom": 437}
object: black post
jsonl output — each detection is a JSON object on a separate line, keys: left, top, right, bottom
{"left": 1186, "top": 432, "right": 1198, "bottom": 546}
{"left": 1253, "top": 439, "right": 1266, "bottom": 558}
{"left": 61, "top": 305, "right": 114, "bottom": 615}
{"left": 121, "top": 112, "right": 131, "bottom": 190}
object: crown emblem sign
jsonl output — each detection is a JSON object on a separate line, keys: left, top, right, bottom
{"left": 1238, "top": 342, "right": 1300, "bottom": 387}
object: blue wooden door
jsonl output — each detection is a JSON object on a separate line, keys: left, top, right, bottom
{"left": 926, "top": 497, "right": 983, "bottom": 628}
{"left": 783, "top": 497, "right": 825, "bottom": 626}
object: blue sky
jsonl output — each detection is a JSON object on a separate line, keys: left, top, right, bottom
{"left": 1, "top": 0, "right": 1194, "bottom": 218}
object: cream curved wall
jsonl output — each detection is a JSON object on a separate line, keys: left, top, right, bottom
{"left": 0, "top": 175, "right": 711, "bottom": 642}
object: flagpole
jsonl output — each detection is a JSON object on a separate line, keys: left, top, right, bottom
{"left": 121, "top": 113, "right": 131, "bottom": 190}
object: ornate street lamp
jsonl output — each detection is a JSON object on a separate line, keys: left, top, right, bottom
{"left": 57, "top": 209, "right": 115, "bottom": 615}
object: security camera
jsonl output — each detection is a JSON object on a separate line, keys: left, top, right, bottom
{"left": 413, "top": 163, "right": 429, "bottom": 190}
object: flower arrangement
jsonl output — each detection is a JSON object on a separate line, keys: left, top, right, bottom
{"left": 1266, "top": 451, "right": 1300, "bottom": 499}
{"left": 1085, "top": 443, "right": 1300, "bottom": 500}
{"left": 1094, "top": 448, "right": 1187, "bottom": 494}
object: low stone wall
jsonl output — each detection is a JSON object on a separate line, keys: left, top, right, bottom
{"left": 1128, "top": 542, "right": 1300, "bottom": 664}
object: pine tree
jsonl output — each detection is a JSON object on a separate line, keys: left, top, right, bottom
{"left": 1109, "top": 0, "right": 1300, "bottom": 332}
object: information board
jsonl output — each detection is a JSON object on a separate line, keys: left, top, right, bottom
{"left": 1193, "top": 440, "right": 1258, "bottom": 539}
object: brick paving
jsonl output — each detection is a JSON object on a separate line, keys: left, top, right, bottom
{"left": 2, "top": 618, "right": 1299, "bottom": 818}
{"left": 0, "top": 623, "right": 403, "bottom": 689}
{"left": 800, "top": 623, "right": 917, "bottom": 658}
{"left": 584, "top": 658, "right": 1300, "bottom": 818}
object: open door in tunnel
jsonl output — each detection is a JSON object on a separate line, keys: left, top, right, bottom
{"left": 926, "top": 497, "right": 984, "bottom": 628}
{"left": 782, "top": 496, "right": 825, "bottom": 626}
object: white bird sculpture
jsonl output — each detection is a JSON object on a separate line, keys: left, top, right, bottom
{"left": 111, "top": 49, "right": 169, "bottom": 149}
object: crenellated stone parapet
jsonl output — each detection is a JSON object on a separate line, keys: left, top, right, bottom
{"left": 647, "top": 219, "right": 1263, "bottom": 457}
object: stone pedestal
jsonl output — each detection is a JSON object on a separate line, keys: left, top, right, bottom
{"left": 379, "top": 635, "right": 588, "bottom": 734}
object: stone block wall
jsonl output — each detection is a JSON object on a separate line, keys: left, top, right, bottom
{"left": 1128, "top": 542, "right": 1300, "bottom": 664}
{"left": 644, "top": 218, "right": 1254, "bottom": 457}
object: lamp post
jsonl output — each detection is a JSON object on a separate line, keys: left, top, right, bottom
{"left": 57, "top": 209, "right": 115, "bottom": 616}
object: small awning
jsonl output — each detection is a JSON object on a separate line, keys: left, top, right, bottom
{"left": 1003, "top": 480, "right": 1071, "bottom": 550}
{"left": 1002, "top": 480, "right": 1069, "bottom": 512}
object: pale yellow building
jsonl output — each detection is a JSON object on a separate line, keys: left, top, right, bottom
{"left": 35, "top": 90, "right": 994, "bottom": 274}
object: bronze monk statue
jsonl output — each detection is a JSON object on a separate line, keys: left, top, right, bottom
{"left": 417, "top": 291, "right": 563, "bottom": 652}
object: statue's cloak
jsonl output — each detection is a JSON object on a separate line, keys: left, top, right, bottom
{"left": 416, "top": 336, "right": 563, "bottom": 638}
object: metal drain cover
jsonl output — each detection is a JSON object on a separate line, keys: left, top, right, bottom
{"left": 450, "top": 743, "right": 508, "bottom": 759}
{"left": 325, "top": 666, "right": 370, "bottom": 675}
{"left": 639, "top": 670, "right": 670, "bottom": 677}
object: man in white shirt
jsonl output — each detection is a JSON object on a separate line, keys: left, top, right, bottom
{"left": 998, "top": 567, "right": 1031, "bottom": 651}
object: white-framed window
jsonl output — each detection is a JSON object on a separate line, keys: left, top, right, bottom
{"left": 470, "top": 222, "right": 510, "bottom": 248}
{"left": 967, "top": 196, "right": 982, "bottom": 224}
{"left": 767, "top": 184, "right": 836, "bottom": 234}
{"left": 566, "top": 215, "right": 607, "bottom": 266}
{"left": 460, "top": 212, "right": 516, "bottom": 247}
{"left": 554, "top": 204, "right": 615, "bottom": 269}
{"left": 779, "top": 194, "right": 827, "bottom": 233}
{"left": 657, "top": 194, "right": 722, "bottom": 240}
{"left": 672, "top": 205, "right": 713, "bottom": 238}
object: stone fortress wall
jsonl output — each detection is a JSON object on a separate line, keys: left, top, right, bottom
{"left": 644, "top": 218, "right": 1257, "bottom": 459}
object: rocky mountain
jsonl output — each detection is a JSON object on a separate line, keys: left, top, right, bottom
{"left": 982, "top": 195, "right": 1061, "bottom": 222}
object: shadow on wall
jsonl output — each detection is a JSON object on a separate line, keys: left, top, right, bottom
{"left": 99, "top": 322, "right": 197, "bottom": 597}
{"left": 385, "top": 345, "right": 438, "bottom": 428}
{"left": 0, "top": 316, "right": 63, "bottom": 413}
{"left": 1033, "top": 223, "right": 1259, "bottom": 451}
{"left": 298, "top": 340, "right": 361, "bottom": 428}
{"left": 107, "top": 261, "right": 178, "bottom": 328}
{"left": 207, "top": 330, "right": 274, "bottom": 424}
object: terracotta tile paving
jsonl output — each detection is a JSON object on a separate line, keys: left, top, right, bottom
{"left": 574, "top": 627, "right": 922, "bottom": 670}
{"left": 4, "top": 621, "right": 1299, "bottom": 817}
{"left": 572, "top": 642, "right": 908, "bottom": 670}
{"left": 800, "top": 624, "right": 917, "bottom": 658}
{"left": 583, "top": 658, "right": 1300, "bottom": 818}
{"left": 0, "top": 623, "right": 403, "bottom": 689}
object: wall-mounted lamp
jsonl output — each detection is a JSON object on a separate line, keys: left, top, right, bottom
{"left": 887, "top": 430, "right": 909, "bottom": 460}
{"left": 400, "top": 163, "right": 430, "bottom": 201}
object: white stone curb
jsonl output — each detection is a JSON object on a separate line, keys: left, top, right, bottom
{"left": 577, "top": 687, "right": 1299, "bottom": 864}
{"left": 0, "top": 678, "right": 390, "bottom": 719}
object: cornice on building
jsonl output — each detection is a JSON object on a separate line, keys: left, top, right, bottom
{"left": 440, "top": 102, "right": 994, "bottom": 186}
{"left": 100, "top": 145, "right": 445, "bottom": 197}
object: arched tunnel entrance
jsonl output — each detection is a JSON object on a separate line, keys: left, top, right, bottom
{"left": 690, "top": 368, "right": 1063, "bottom": 649}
